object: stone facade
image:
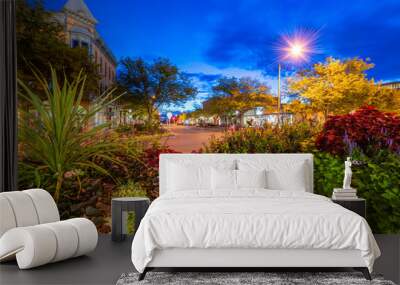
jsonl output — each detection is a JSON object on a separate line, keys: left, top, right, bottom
{"left": 55, "top": 0, "right": 117, "bottom": 92}
{"left": 55, "top": 0, "right": 121, "bottom": 127}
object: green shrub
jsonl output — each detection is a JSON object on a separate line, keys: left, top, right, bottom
{"left": 134, "top": 123, "right": 148, "bottom": 133}
{"left": 314, "top": 151, "right": 400, "bottom": 234}
{"left": 134, "top": 122, "right": 165, "bottom": 134}
{"left": 352, "top": 151, "right": 400, "bottom": 233}
{"left": 313, "top": 152, "right": 343, "bottom": 197}
{"left": 112, "top": 180, "right": 148, "bottom": 234}
{"left": 202, "top": 123, "right": 318, "bottom": 153}
{"left": 115, "top": 125, "right": 134, "bottom": 134}
{"left": 112, "top": 180, "right": 147, "bottom": 198}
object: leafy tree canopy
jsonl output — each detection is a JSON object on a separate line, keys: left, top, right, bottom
{"left": 289, "top": 57, "right": 400, "bottom": 119}
{"left": 203, "top": 77, "right": 276, "bottom": 123}
{"left": 202, "top": 96, "right": 234, "bottom": 117}
{"left": 284, "top": 99, "right": 314, "bottom": 122}
{"left": 369, "top": 85, "right": 400, "bottom": 113}
{"left": 117, "top": 57, "right": 197, "bottom": 126}
{"left": 17, "top": 0, "right": 100, "bottom": 97}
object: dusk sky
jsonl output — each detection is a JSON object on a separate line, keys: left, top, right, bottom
{"left": 47, "top": 0, "right": 400, "bottom": 111}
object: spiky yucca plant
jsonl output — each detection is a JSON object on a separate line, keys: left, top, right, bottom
{"left": 18, "top": 68, "right": 123, "bottom": 202}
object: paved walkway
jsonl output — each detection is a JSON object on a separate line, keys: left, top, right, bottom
{"left": 161, "top": 125, "right": 225, "bottom": 152}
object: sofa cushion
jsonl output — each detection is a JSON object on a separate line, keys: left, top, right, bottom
{"left": 0, "top": 196, "right": 16, "bottom": 237}
{"left": 0, "top": 191, "right": 39, "bottom": 228}
{"left": 24, "top": 189, "right": 60, "bottom": 224}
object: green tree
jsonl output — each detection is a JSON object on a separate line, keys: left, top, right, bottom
{"left": 17, "top": 0, "right": 100, "bottom": 96}
{"left": 202, "top": 96, "right": 234, "bottom": 117}
{"left": 208, "top": 77, "right": 276, "bottom": 126}
{"left": 117, "top": 57, "right": 197, "bottom": 127}
{"left": 289, "top": 57, "right": 375, "bottom": 119}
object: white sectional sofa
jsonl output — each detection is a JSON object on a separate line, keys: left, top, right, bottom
{"left": 0, "top": 189, "right": 98, "bottom": 269}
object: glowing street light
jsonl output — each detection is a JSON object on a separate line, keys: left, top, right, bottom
{"left": 276, "top": 30, "right": 318, "bottom": 123}
{"left": 278, "top": 42, "right": 307, "bottom": 120}
{"left": 282, "top": 41, "right": 309, "bottom": 61}
{"left": 166, "top": 112, "right": 173, "bottom": 125}
{"left": 289, "top": 43, "right": 304, "bottom": 58}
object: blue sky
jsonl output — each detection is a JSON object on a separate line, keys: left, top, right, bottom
{"left": 47, "top": 0, "right": 400, "bottom": 111}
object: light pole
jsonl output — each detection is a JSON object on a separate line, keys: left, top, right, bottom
{"left": 277, "top": 42, "right": 308, "bottom": 123}
{"left": 167, "top": 112, "right": 173, "bottom": 126}
{"left": 277, "top": 63, "right": 281, "bottom": 122}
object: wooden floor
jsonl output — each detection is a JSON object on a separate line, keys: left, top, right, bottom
{"left": 0, "top": 235, "right": 398, "bottom": 285}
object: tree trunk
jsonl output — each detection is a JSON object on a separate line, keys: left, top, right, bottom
{"left": 146, "top": 105, "right": 153, "bottom": 127}
{"left": 54, "top": 173, "right": 63, "bottom": 203}
{"left": 237, "top": 112, "right": 244, "bottom": 127}
{"left": 323, "top": 108, "right": 329, "bottom": 121}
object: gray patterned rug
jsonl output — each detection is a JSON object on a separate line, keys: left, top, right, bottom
{"left": 116, "top": 272, "right": 396, "bottom": 285}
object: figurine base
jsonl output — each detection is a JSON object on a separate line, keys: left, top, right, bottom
{"left": 332, "top": 188, "right": 358, "bottom": 200}
{"left": 334, "top": 188, "right": 357, "bottom": 192}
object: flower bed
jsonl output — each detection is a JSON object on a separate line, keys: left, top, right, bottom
{"left": 199, "top": 109, "right": 400, "bottom": 234}
{"left": 316, "top": 106, "right": 400, "bottom": 156}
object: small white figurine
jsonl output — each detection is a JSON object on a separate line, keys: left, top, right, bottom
{"left": 342, "top": 157, "right": 353, "bottom": 189}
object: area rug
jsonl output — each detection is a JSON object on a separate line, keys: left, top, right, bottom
{"left": 116, "top": 272, "right": 396, "bottom": 285}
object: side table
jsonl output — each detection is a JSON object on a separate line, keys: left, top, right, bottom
{"left": 111, "top": 197, "right": 150, "bottom": 242}
{"left": 332, "top": 198, "right": 366, "bottom": 219}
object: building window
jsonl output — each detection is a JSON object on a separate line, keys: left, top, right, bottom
{"left": 81, "top": 41, "right": 89, "bottom": 49}
{"left": 72, "top": 39, "right": 80, "bottom": 48}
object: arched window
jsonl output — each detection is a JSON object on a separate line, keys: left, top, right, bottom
{"left": 72, "top": 39, "right": 80, "bottom": 48}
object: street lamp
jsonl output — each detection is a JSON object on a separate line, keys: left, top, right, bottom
{"left": 167, "top": 112, "right": 173, "bottom": 126}
{"left": 289, "top": 43, "right": 305, "bottom": 58}
{"left": 277, "top": 38, "right": 311, "bottom": 123}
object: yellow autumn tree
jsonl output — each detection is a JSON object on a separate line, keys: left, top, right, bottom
{"left": 368, "top": 84, "right": 400, "bottom": 113}
{"left": 284, "top": 99, "right": 314, "bottom": 122}
{"left": 289, "top": 57, "right": 376, "bottom": 119}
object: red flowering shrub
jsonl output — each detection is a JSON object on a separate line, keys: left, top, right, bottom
{"left": 141, "top": 146, "right": 180, "bottom": 170}
{"left": 316, "top": 106, "right": 400, "bottom": 156}
{"left": 136, "top": 146, "right": 180, "bottom": 200}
